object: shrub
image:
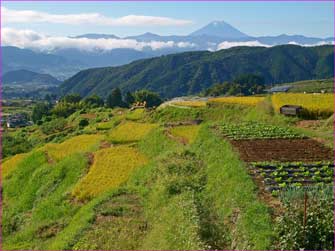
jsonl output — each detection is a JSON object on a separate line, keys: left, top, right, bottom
{"left": 79, "top": 119, "right": 89, "bottom": 128}
{"left": 274, "top": 187, "right": 334, "bottom": 250}
{"left": 41, "top": 118, "right": 67, "bottom": 134}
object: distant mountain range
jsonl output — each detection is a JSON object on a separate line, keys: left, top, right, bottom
{"left": 2, "top": 46, "right": 84, "bottom": 80}
{"left": 2, "top": 69, "right": 61, "bottom": 99}
{"left": 3, "top": 69, "right": 61, "bottom": 86}
{"left": 2, "top": 21, "right": 333, "bottom": 79}
{"left": 61, "top": 45, "right": 334, "bottom": 99}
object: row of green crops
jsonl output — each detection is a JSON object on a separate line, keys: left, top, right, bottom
{"left": 250, "top": 162, "right": 334, "bottom": 195}
{"left": 215, "top": 121, "right": 304, "bottom": 140}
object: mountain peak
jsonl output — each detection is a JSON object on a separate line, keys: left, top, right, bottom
{"left": 189, "top": 20, "right": 250, "bottom": 39}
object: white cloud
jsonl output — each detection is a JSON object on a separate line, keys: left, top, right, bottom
{"left": 217, "top": 40, "right": 270, "bottom": 50}
{"left": 288, "top": 40, "right": 334, "bottom": 46}
{"left": 2, "top": 27, "right": 196, "bottom": 52}
{"left": 2, "top": 7, "right": 192, "bottom": 26}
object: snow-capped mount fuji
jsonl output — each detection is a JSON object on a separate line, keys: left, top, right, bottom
{"left": 189, "top": 20, "right": 250, "bottom": 39}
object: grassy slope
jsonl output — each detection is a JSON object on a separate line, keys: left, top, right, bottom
{"left": 3, "top": 99, "right": 332, "bottom": 250}
{"left": 3, "top": 152, "right": 88, "bottom": 250}
{"left": 192, "top": 126, "right": 273, "bottom": 249}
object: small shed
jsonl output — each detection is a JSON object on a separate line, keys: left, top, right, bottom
{"left": 280, "top": 105, "right": 303, "bottom": 116}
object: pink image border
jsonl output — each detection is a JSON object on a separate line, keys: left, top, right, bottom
{"left": 0, "top": 0, "right": 333, "bottom": 250}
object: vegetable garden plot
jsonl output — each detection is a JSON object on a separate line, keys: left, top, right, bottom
{"left": 249, "top": 162, "right": 334, "bottom": 194}
{"left": 230, "top": 139, "right": 333, "bottom": 162}
{"left": 215, "top": 122, "right": 304, "bottom": 140}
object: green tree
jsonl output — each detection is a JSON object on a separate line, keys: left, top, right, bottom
{"left": 83, "top": 94, "right": 104, "bottom": 108}
{"left": 133, "top": 90, "right": 162, "bottom": 107}
{"left": 52, "top": 102, "right": 82, "bottom": 118}
{"left": 106, "top": 88, "right": 123, "bottom": 108}
{"left": 31, "top": 102, "right": 51, "bottom": 123}
{"left": 234, "top": 74, "right": 265, "bottom": 86}
{"left": 61, "top": 94, "right": 82, "bottom": 103}
{"left": 124, "top": 91, "right": 135, "bottom": 107}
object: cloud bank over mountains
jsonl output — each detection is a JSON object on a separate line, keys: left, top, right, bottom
{"left": 2, "top": 7, "right": 192, "bottom": 26}
{"left": 3, "top": 27, "right": 332, "bottom": 54}
{"left": 2, "top": 28, "right": 196, "bottom": 52}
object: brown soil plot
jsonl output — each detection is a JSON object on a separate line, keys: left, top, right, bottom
{"left": 230, "top": 138, "right": 333, "bottom": 162}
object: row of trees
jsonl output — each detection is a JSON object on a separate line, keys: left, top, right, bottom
{"left": 203, "top": 74, "right": 266, "bottom": 97}
{"left": 32, "top": 88, "right": 163, "bottom": 123}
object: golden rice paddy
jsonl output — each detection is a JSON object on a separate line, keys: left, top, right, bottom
{"left": 72, "top": 145, "right": 148, "bottom": 200}
{"left": 209, "top": 96, "right": 265, "bottom": 106}
{"left": 172, "top": 101, "right": 207, "bottom": 107}
{"left": 272, "top": 93, "right": 334, "bottom": 117}
{"left": 108, "top": 121, "right": 158, "bottom": 143}
{"left": 40, "top": 134, "right": 104, "bottom": 161}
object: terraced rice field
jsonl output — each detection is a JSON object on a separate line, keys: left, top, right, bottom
{"left": 126, "top": 109, "right": 146, "bottom": 121}
{"left": 2, "top": 153, "right": 29, "bottom": 178}
{"left": 172, "top": 101, "right": 207, "bottom": 107}
{"left": 272, "top": 93, "right": 334, "bottom": 118}
{"left": 72, "top": 146, "right": 148, "bottom": 200}
{"left": 169, "top": 125, "right": 200, "bottom": 144}
{"left": 108, "top": 121, "right": 158, "bottom": 143}
{"left": 209, "top": 96, "right": 265, "bottom": 106}
{"left": 40, "top": 134, "right": 104, "bottom": 161}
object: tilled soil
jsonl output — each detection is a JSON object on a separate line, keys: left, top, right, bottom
{"left": 230, "top": 138, "right": 333, "bottom": 162}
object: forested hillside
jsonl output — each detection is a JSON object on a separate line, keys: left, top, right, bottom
{"left": 61, "top": 45, "right": 334, "bottom": 98}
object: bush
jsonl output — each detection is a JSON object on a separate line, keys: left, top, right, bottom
{"left": 41, "top": 118, "right": 67, "bottom": 134}
{"left": 79, "top": 119, "right": 89, "bottom": 128}
{"left": 52, "top": 102, "right": 83, "bottom": 118}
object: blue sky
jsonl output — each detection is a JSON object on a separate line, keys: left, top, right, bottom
{"left": 2, "top": 1, "right": 334, "bottom": 38}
